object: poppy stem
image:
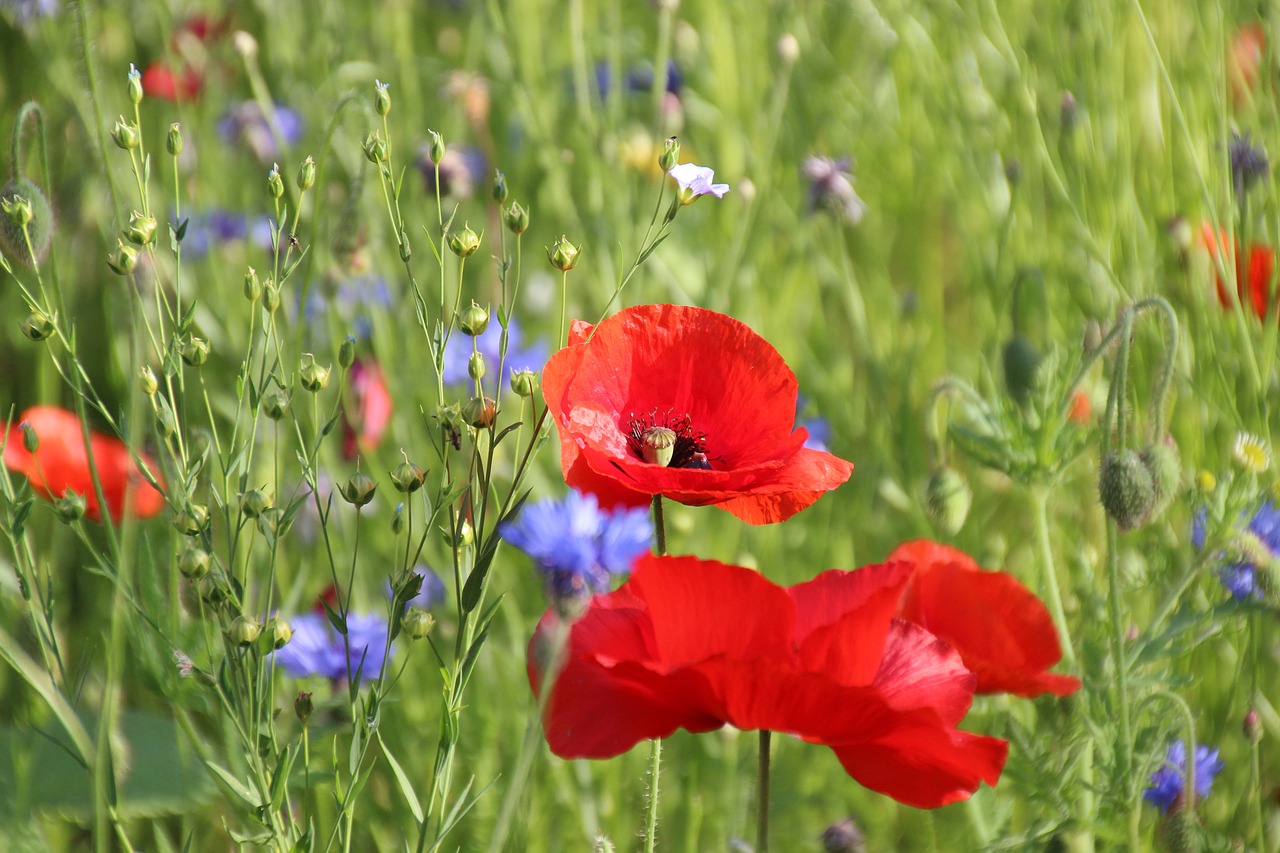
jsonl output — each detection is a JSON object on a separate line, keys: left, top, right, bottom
{"left": 642, "top": 738, "right": 662, "bottom": 853}
{"left": 756, "top": 730, "right": 771, "bottom": 853}
{"left": 651, "top": 495, "right": 667, "bottom": 556}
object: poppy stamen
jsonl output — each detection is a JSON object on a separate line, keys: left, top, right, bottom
{"left": 627, "top": 409, "right": 709, "bottom": 469}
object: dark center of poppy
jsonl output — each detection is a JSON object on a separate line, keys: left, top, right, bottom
{"left": 626, "top": 409, "right": 711, "bottom": 469}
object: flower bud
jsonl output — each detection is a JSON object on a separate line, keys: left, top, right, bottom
{"left": 468, "top": 351, "right": 486, "bottom": 380}
{"left": 139, "top": 366, "right": 158, "bottom": 395}
{"left": 111, "top": 117, "right": 139, "bottom": 150}
{"left": 296, "top": 155, "right": 316, "bottom": 192}
{"left": 491, "top": 170, "right": 508, "bottom": 203}
{"left": 435, "top": 403, "right": 465, "bottom": 449}
{"left": 363, "top": 132, "right": 388, "bottom": 164}
{"left": 124, "top": 210, "right": 158, "bottom": 245}
{"left": 401, "top": 608, "right": 435, "bottom": 640}
{"left": 243, "top": 267, "right": 261, "bottom": 302}
{"left": 2, "top": 193, "right": 32, "bottom": 228}
{"left": 294, "top": 691, "right": 313, "bottom": 723}
{"left": 265, "top": 616, "right": 292, "bottom": 650}
{"left": 20, "top": 421, "right": 38, "bottom": 453}
{"left": 547, "top": 235, "right": 581, "bottom": 271}
{"left": 462, "top": 396, "right": 496, "bottom": 429}
{"left": 374, "top": 79, "right": 391, "bottom": 116}
{"left": 503, "top": 201, "right": 529, "bottom": 234}
{"left": 820, "top": 817, "right": 866, "bottom": 853}
{"left": 777, "top": 34, "right": 801, "bottom": 66}
{"left": 458, "top": 301, "right": 490, "bottom": 336}
{"left": 299, "top": 353, "right": 331, "bottom": 392}
{"left": 107, "top": 240, "right": 139, "bottom": 275}
{"left": 510, "top": 368, "right": 539, "bottom": 398}
{"left": 175, "top": 504, "right": 211, "bottom": 536}
{"left": 443, "top": 519, "right": 474, "bottom": 549}
{"left": 338, "top": 335, "right": 356, "bottom": 369}
{"left": 1098, "top": 449, "right": 1157, "bottom": 532}
{"left": 659, "top": 137, "right": 681, "bottom": 172}
{"left": 1196, "top": 470, "right": 1216, "bottom": 494}
{"left": 54, "top": 491, "right": 87, "bottom": 523}
{"left": 21, "top": 311, "right": 55, "bottom": 342}
{"left": 428, "top": 129, "right": 445, "bottom": 165}
{"left": 391, "top": 459, "right": 426, "bottom": 493}
{"left": 262, "top": 389, "right": 290, "bottom": 420}
{"left": 1002, "top": 335, "right": 1042, "bottom": 405}
{"left": 263, "top": 278, "right": 281, "bottom": 313}
{"left": 391, "top": 502, "right": 406, "bottom": 534}
{"left": 180, "top": 335, "right": 210, "bottom": 367}
{"left": 1140, "top": 441, "right": 1181, "bottom": 520}
{"left": 924, "top": 466, "right": 972, "bottom": 536}
{"left": 166, "top": 122, "right": 183, "bottom": 156}
{"left": 340, "top": 471, "right": 377, "bottom": 506}
{"left": 267, "top": 164, "right": 285, "bottom": 199}
{"left": 179, "top": 548, "right": 211, "bottom": 580}
{"left": 0, "top": 178, "right": 52, "bottom": 266}
{"left": 448, "top": 223, "right": 481, "bottom": 257}
{"left": 127, "top": 64, "right": 143, "bottom": 105}
{"left": 1156, "top": 810, "right": 1205, "bottom": 853}
{"left": 241, "top": 489, "right": 272, "bottom": 519}
{"left": 155, "top": 398, "right": 177, "bottom": 438}
{"left": 199, "top": 574, "right": 227, "bottom": 608}
{"left": 1244, "top": 708, "right": 1263, "bottom": 743}
{"left": 228, "top": 615, "right": 261, "bottom": 647}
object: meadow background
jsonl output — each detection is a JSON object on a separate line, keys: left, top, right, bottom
{"left": 0, "top": 0, "right": 1277, "bottom": 850}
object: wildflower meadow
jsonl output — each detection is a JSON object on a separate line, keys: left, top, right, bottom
{"left": 1, "top": 0, "right": 1279, "bottom": 850}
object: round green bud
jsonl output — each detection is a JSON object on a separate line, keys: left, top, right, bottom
{"left": 111, "top": 117, "right": 139, "bottom": 150}
{"left": 166, "top": 122, "right": 184, "bottom": 156}
{"left": 241, "top": 489, "right": 272, "bottom": 519}
{"left": 1002, "top": 335, "right": 1042, "bottom": 406}
{"left": 402, "top": 608, "right": 435, "bottom": 640}
{"left": 228, "top": 615, "right": 261, "bottom": 647}
{"left": 443, "top": 519, "right": 475, "bottom": 549}
{"left": 199, "top": 574, "right": 227, "bottom": 608}
{"left": 468, "top": 351, "right": 486, "bottom": 380}
{"left": 338, "top": 335, "right": 356, "bottom": 370}
{"left": 127, "top": 64, "right": 143, "bottom": 104}
{"left": 428, "top": 129, "right": 445, "bottom": 165}
{"left": 462, "top": 396, "right": 496, "bottom": 429}
{"left": 263, "top": 279, "right": 281, "bottom": 313}
{"left": 1098, "top": 450, "right": 1157, "bottom": 532}
{"left": 299, "top": 354, "right": 331, "bottom": 392}
{"left": 262, "top": 390, "right": 290, "bottom": 421}
{"left": 659, "top": 137, "right": 680, "bottom": 172}
{"left": 267, "top": 164, "right": 285, "bottom": 199}
{"left": 124, "top": 210, "right": 158, "bottom": 246}
{"left": 0, "top": 178, "right": 52, "bottom": 266}
{"left": 391, "top": 502, "right": 405, "bottom": 534}
{"left": 458, "top": 301, "right": 490, "bottom": 336}
{"left": 1139, "top": 442, "right": 1181, "bottom": 520}
{"left": 362, "top": 132, "right": 388, "bottom": 164}
{"left": 491, "top": 170, "right": 508, "bottom": 204}
{"left": 243, "top": 267, "right": 261, "bottom": 302}
{"left": 924, "top": 466, "right": 972, "bottom": 536}
{"left": 510, "top": 368, "right": 539, "bottom": 398}
{"left": 54, "top": 491, "right": 87, "bottom": 523}
{"left": 175, "top": 504, "right": 210, "bottom": 536}
{"left": 294, "top": 691, "right": 313, "bottom": 724}
{"left": 391, "top": 460, "right": 426, "bottom": 493}
{"left": 21, "top": 311, "right": 56, "bottom": 342}
{"left": 139, "top": 366, "right": 158, "bottom": 395}
{"left": 179, "top": 548, "right": 212, "bottom": 580}
{"left": 265, "top": 616, "right": 292, "bottom": 650}
{"left": 374, "top": 79, "right": 391, "bottom": 116}
{"left": 107, "top": 240, "right": 139, "bottom": 276}
{"left": 297, "top": 156, "right": 316, "bottom": 192}
{"left": 340, "top": 471, "right": 377, "bottom": 507}
{"left": 503, "top": 201, "right": 529, "bottom": 234}
{"left": 547, "top": 235, "right": 581, "bottom": 271}
{"left": 20, "top": 421, "right": 38, "bottom": 453}
{"left": 155, "top": 399, "right": 177, "bottom": 439}
{"left": 448, "top": 223, "right": 481, "bottom": 257}
{"left": 180, "top": 335, "right": 210, "bottom": 367}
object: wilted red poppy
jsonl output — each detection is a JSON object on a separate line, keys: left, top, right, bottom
{"left": 2, "top": 405, "right": 165, "bottom": 522}
{"left": 541, "top": 305, "right": 854, "bottom": 525}
{"left": 890, "top": 540, "right": 1081, "bottom": 698}
{"left": 1202, "top": 222, "right": 1275, "bottom": 321}
{"left": 528, "top": 554, "right": 1008, "bottom": 808}
{"left": 342, "top": 359, "right": 392, "bottom": 459}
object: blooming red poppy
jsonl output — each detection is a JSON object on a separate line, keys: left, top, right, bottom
{"left": 528, "top": 554, "right": 1008, "bottom": 808}
{"left": 890, "top": 540, "right": 1081, "bottom": 698}
{"left": 142, "top": 62, "right": 203, "bottom": 103}
{"left": 2, "top": 405, "right": 165, "bottom": 522}
{"left": 541, "top": 305, "right": 854, "bottom": 524}
{"left": 1202, "top": 222, "right": 1275, "bottom": 321}
{"left": 342, "top": 359, "right": 393, "bottom": 460}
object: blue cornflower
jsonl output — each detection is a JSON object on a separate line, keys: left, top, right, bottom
{"left": 500, "top": 490, "right": 652, "bottom": 603}
{"left": 272, "top": 611, "right": 391, "bottom": 683}
{"left": 1228, "top": 130, "right": 1269, "bottom": 198}
{"left": 442, "top": 317, "right": 548, "bottom": 386}
{"left": 1143, "top": 740, "right": 1224, "bottom": 814}
{"left": 796, "top": 395, "right": 831, "bottom": 452}
{"left": 1192, "top": 500, "right": 1280, "bottom": 601}
{"left": 218, "top": 101, "right": 304, "bottom": 164}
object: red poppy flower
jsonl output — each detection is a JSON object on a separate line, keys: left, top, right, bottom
{"left": 342, "top": 359, "right": 393, "bottom": 459}
{"left": 2, "top": 406, "right": 165, "bottom": 522}
{"left": 541, "top": 305, "right": 854, "bottom": 525}
{"left": 1202, "top": 222, "right": 1275, "bottom": 321}
{"left": 1229, "top": 23, "right": 1266, "bottom": 106}
{"left": 890, "top": 540, "right": 1081, "bottom": 698}
{"left": 1067, "top": 388, "right": 1092, "bottom": 425}
{"left": 528, "top": 554, "right": 1008, "bottom": 808}
{"left": 141, "top": 62, "right": 203, "bottom": 103}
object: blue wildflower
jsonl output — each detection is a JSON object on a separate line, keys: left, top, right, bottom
{"left": 218, "top": 101, "right": 304, "bottom": 164}
{"left": 272, "top": 611, "right": 391, "bottom": 682}
{"left": 1, "top": 0, "right": 59, "bottom": 24}
{"left": 443, "top": 317, "right": 547, "bottom": 386}
{"left": 500, "top": 490, "right": 652, "bottom": 603}
{"left": 1143, "top": 740, "right": 1225, "bottom": 814}
{"left": 669, "top": 163, "right": 730, "bottom": 203}
{"left": 1193, "top": 500, "right": 1280, "bottom": 601}
{"left": 796, "top": 395, "right": 831, "bottom": 452}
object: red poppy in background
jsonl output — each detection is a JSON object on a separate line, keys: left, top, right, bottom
{"left": 528, "top": 554, "right": 1008, "bottom": 808}
{"left": 541, "top": 305, "right": 854, "bottom": 525}
{"left": 142, "top": 63, "right": 203, "bottom": 103}
{"left": 1229, "top": 22, "right": 1266, "bottom": 106}
{"left": 2, "top": 405, "right": 165, "bottom": 522}
{"left": 141, "top": 15, "right": 228, "bottom": 103}
{"left": 342, "top": 359, "right": 392, "bottom": 460}
{"left": 890, "top": 540, "right": 1081, "bottom": 698}
{"left": 1202, "top": 222, "right": 1275, "bottom": 321}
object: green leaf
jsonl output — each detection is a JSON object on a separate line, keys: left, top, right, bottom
{"left": 203, "top": 759, "right": 261, "bottom": 808}
{"left": 376, "top": 731, "right": 424, "bottom": 823}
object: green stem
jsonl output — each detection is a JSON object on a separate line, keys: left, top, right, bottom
{"left": 756, "top": 730, "right": 771, "bottom": 853}
{"left": 651, "top": 495, "right": 667, "bottom": 556}
{"left": 642, "top": 737, "right": 662, "bottom": 853}
{"left": 1029, "top": 487, "right": 1076, "bottom": 667}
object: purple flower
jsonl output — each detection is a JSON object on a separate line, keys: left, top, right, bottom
{"left": 500, "top": 490, "right": 652, "bottom": 604}
{"left": 272, "top": 611, "right": 391, "bottom": 682}
{"left": 1192, "top": 501, "right": 1280, "bottom": 601}
{"left": 803, "top": 156, "right": 867, "bottom": 224}
{"left": 668, "top": 163, "right": 730, "bottom": 203}
{"left": 218, "top": 102, "right": 304, "bottom": 164}
{"left": 1229, "top": 130, "right": 1269, "bottom": 198}
{"left": 416, "top": 145, "right": 487, "bottom": 199}
{"left": 443, "top": 317, "right": 547, "bottom": 386}
{"left": 1143, "top": 740, "right": 1224, "bottom": 814}
{"left": 2, "top": 0, "right": 59, "bottom": 24}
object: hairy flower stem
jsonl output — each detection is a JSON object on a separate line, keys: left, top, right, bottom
{"left": 642, "top": 738, "right": 662, "bottom": 853}
{"left": 756, "top": 730, "right": 772, "bottom": 853}
{"left": 1030, "top": 487, "right": 1076, "bottom": 668}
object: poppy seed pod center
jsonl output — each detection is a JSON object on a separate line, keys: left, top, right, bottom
{"left": 627, "top": 410, "right": 709, "bottom": 469}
